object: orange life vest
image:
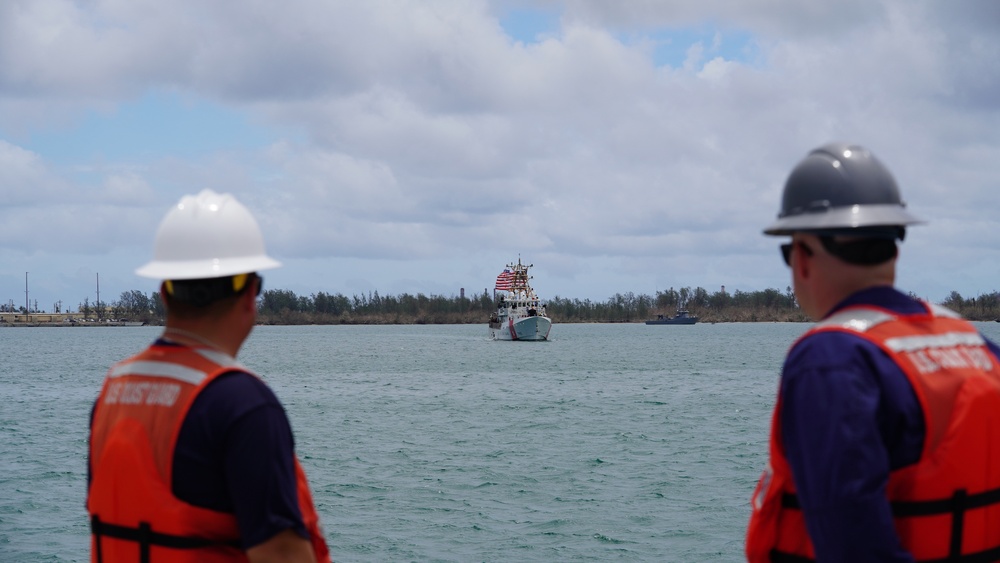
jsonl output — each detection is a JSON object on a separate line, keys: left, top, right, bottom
{"left": 746, "top": 304, "right": 1000, "bottom": 562}
{"left": 88, "top": 342, "right": 331, "bottom": 563}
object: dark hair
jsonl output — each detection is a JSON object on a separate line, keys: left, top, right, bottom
{"left": 164, "top": 273, "right": 259, "bottom": 308}
{"left": 818, "top": 236, "right": 898, "bottom": 266}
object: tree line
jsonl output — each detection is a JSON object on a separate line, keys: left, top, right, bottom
{"left": 74, "top": 290, "right": 165, "bottom": 323}
{"left": 74, "top": 286, "right": 1000, "bottom": 325}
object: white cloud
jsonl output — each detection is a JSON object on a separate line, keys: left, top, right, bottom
{"left": 696, "top": 56, "right": 736, "bottom": 81}
{"left": 1, "top": 0, "right": 999, "bottom": 307}
{"left": 100, "top": 172, "right": 156, "bottom": 205}
{"left": 0, "top": 141, "right": 66, "bottom": 205}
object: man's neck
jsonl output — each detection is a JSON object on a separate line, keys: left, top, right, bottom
{"left": 162, "top": 320, "right": 244, "bottom": 357}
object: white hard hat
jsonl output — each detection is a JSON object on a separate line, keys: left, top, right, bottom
{"left": 136, "top": 189, "right": 281, "bottom": 280}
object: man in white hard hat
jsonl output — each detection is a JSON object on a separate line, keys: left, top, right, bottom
{"left": 746, "top": 144, "right": 1000, "bottom": 561}
{"left": 87, "top": 190, "right": 330, "bottom": 562}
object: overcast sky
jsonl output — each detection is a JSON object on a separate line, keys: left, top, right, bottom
{"left": 2, "top": 0, "right": 999, "bottom": 312}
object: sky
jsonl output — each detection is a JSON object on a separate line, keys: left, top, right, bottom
{"left": 2, "top": 0, "right": 999, "bottom": 312}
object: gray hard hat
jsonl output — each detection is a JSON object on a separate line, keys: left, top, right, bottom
{"left": 763, "top": 142, "right": 925, "bottom": 237}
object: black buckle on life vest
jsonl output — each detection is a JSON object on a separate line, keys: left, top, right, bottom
{"left": 91, "top": 513, "right": 241, "bottom": 563}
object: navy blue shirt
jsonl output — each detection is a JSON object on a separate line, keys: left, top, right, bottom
{"left": 90, "top": 339, "right": 307, "bottom": 550}
{"left": 779, "top": 287, "right": 1000, "bottom": 561}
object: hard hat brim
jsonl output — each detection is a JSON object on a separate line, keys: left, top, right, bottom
{"left": 135, "top": 255, "right": 282, "bottom": 280}
{"left": 763, "top": 204, "right": 925, "bottom": 236}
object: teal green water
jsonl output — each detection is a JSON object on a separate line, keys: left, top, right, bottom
{"left": 5, "top": 322, "right": 998, "bottom": 561}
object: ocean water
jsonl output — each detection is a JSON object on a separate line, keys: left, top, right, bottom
{"left": 5, "top": 322, "right": 999, "bottom": 562}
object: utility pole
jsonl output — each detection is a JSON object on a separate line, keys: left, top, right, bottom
{"left": 25, "top": 272, "right": 28, "bottom": 317}
{"left": 96, "top": 273, "right": 101, "bottom": 321}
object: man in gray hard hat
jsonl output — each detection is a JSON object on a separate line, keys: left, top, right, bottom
{"left": 745, "top": 143, "right": 1000, "bottom": 561}
{"left": 87, "top": 190, "right": 330, "bottom": 562}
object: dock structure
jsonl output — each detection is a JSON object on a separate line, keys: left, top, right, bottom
{"left": 0, "top": 313, "right": 148, "bottom": 327}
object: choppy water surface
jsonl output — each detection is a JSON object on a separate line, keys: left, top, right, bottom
{"left": 6, "top": 322, "right": 996, "bottom": 561}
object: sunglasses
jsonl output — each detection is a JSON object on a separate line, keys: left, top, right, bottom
{"left": 780, "top": 241, "right": 814, "bottom": 266}
{"left": 253, "top": 275, "right": 264, "bottom": 297}
{"left": 232, "top": 273, "right": 264, "bottom": 296}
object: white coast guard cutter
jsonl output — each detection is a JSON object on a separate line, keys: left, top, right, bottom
{"left": 488, "top": 258, "right": 552, "bottom": 341}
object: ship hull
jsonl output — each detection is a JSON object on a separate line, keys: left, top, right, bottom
{"left": 644, "top": 317, "right": 697, "bottom": 325}
{"left": 645, "top": 310, "right": 698, "bottom": 325}
{"left": 490, "top": 315, "right": 552, "bottom": 341}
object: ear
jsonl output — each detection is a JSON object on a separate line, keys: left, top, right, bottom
{"left": 794, "top": 248, "right": 810, "bottom": 281}
{"left": 159, "top": 282, "right": 170, "bottom": 306}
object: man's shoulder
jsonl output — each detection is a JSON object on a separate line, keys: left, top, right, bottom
{"left": 784, "top": 322, "right": 904, "bottom": 386}
{"left": 793, "top": 288, "right": 933, "bottom": 357}
{"left": 194, "top": 370, "right": 286, "bottom": 422}
{"left": 792, "top": 326, "right": 879, "bottom": 357}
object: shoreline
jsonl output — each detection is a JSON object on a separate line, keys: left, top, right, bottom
{"left": 0, "top": 321, "right": 150, "bottom": 328}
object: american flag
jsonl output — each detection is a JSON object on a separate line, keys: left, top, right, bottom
{"left": 495, "top": 269, "right": 513, "bottom": 290}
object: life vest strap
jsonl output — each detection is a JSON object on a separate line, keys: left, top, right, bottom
{"left": 781, "top": 485, "right": 1000, "bottom": 515}
{"left": 770, "top": 549, "right": 814, "bottom": 562}
{"left": 91, "top": 514, "right": 241, "bottom": 561}
{"left": 919, "top": 544, "right": 1000, "bottom": 563}
{"left": 780, "top": 492, "right": 800, "bottom": 509}
{"left": 772, "top": 546, "right": 1000, "bottom": 563}
{"left": 780, "top": 488, "right": 1000, "bottom": 562}
{"left": 891, "top": 486, "right": 1000, "bottom": 517}
{"left": 893, "top": 488, "right": 1000, "bottom": 563}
